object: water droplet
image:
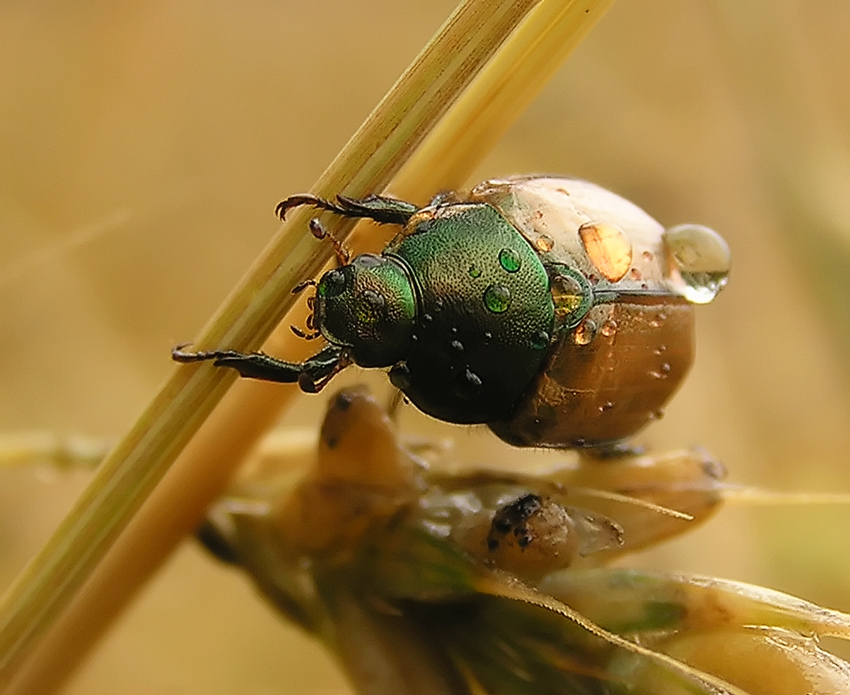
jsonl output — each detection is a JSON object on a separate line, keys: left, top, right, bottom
{"left": 423, "top": 313, "right": 433, "bottom": 323}
{"left": 663, "top": 224, "right": 731, "bottom": 304}
{"left": 572, "top": 319, "right": 597, "bottom": 346}
{"left": 483, "top": 284, "right": 511, "bottom": 313}
{"left": 578, "top": 221, "right": 633, "bottom": 282}
{"left": 469, "top": 264, "right": 482, "bottom": 278}
{"left": 434, "top": 298, "right": 444, "bottom": 312}
{"left": 653, "top": 344, "right": 667, "bottom": 355}
{"left": 453, "top": 368, "right": 482, "bottom": 400}
{"left": 531, "top": 330, "right": 550, "bottom": 349}
{"left": 550, "top": 268, "right": 592, "bottom": 328}
{"left": 629, "top": 267, "right": 643, "bottom": 281}
{"left": 642, "top": 250, "right": 655, "bottom": 262}
{"left": 649, "top": 408, "right": 665, "bottom": 420}
{"left": 450, "top": 339, "right": 464, "bottom": 354}
{"left": 498, "top": 247, "right": 521, "bottom": 273}
{"left": 535, "top": 235, "right": 555, "bottom": 252}
{"left": 482, "top": 331, "right": 493, "bottom": 345}
{"left": 389, "top": 363, "right": 411, "bottom": 390}
{"left": 599, "top": 401, "right": 615, "bottom": 412}
{"left": 601, "top": 319, "right": 618, "bottom": 337}
{"left": 649, "top": 363, "right": 671, "bottom": 380}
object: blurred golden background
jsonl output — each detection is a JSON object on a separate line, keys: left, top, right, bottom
{"left": 1, "top": 1, "right": 849, "bottom": 693}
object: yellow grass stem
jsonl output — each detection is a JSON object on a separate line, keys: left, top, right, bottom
{"left": 0, "top": 1, "right": 615, "bottom": 692}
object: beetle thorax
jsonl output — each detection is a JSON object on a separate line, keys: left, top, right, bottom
{"left": 385, "top": 203, "right": 555, "bottom": 424}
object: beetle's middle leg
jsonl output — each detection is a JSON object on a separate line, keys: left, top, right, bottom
{"left": 172, "top": 343, "right": 347, "bottom": 393}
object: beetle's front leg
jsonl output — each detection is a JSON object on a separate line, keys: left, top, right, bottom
{"left": 172, "top": 343, "right": 348, "bottom": 393}
{"left": 275, "top": 193, "right": 418, "bottom": 225}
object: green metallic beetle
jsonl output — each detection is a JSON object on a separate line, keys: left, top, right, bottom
{"left": 174, "top": 176, "right": 730, "bottom": 449}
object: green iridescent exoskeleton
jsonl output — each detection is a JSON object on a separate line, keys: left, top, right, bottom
{"left": 382, "top": 203, "right": 554, "bottom": 423}
{"left": 173, "top": 177, "right": 731, "bottom": 449}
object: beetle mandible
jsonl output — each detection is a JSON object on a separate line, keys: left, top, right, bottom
{"left": 174, "top": 176, "right": 730, "bottom": 450}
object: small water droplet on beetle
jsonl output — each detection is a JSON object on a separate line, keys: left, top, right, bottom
{"left": 483, "top": 284, "right": 511, "bottom": 313}
{"left": 450, "top": 339, "right": 464, "bottom": 353}
{"left": 601, "top": 319, "right": 618, "bottom": 337}
{"left": 572, "top": 319, "right": 597, "bottom": 346}
{"left": 649, "top": 363, "right": 671, "bottom": 380}
{"left": 535, "top": 235, "right": 555, "bottom": 252}
{"left": 498, "top": 247, "right": 522, "bottom": 273}
{"left": 531, "top": 330, "right": 550, "bottom": 349}
{"left": 453, "top": 368, "right": 483, "bottom": 400}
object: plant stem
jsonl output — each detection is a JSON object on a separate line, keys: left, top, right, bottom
{"left": 0, "top": 1, "right": 616, "bottom": 692}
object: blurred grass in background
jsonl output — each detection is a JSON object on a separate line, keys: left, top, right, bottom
{"left": 0, "top": 1, "right": 848, "bottom": 693}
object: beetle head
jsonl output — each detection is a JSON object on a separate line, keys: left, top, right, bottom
{"left": 315, "top": 254, "right": 416, "bottom": 368}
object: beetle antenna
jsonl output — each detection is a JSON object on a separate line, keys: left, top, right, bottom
{"left": 290, "top": 325, "right": 322, "bottom": 340}
{"left": 290, "top": 279, "right": 321, "bottom": 340}
{"left": 293, "top": 279, "right": 317, "bottom": 294}
{"left": 309, "top": 217, "right": 351, "bottom": 265}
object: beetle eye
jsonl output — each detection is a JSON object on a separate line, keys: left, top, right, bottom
{"left": 318, "top": 269, "right": 347, "bottom": 298}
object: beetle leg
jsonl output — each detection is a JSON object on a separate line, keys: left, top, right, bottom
{"left": 172, "top": 343, "right": 347, "bottom": 391}
{"left": 335, "top": 194, "right": 419, "bottom": 225}
{"left": 297, "top": 350, "right": 352, "bottom": 393}
{"left": 275, "top": 192, "right": 418, "bottom": 225}
{"left": 289, "top": 325, "right": 321, "bottom": 340}
{"left": 292, "top": 279, "right": 317, "bottom": 294}
{"left": 275, "top": 194, "right": 353, "bottom": 220}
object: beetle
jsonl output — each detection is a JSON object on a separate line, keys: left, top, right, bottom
{"left": 174, "top": 176, "right": 730, "bottom": 449}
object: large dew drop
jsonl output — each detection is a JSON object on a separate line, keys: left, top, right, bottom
{"left": 662, "top": 224, "right": 731, "bottom": 304}
{"left": 578, "top": 221, "right": 632, "bottom": 282}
